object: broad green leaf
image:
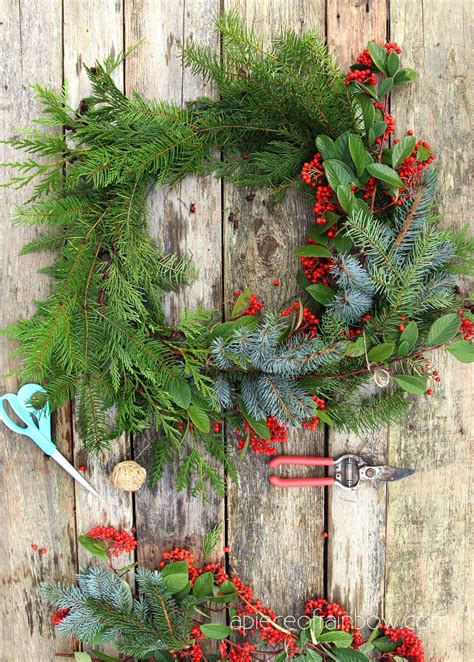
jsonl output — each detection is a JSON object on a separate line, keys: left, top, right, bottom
{"left": 373, "top": 636, "right": 399, "bottom": 652}
{"left": 305, "top": 650, "right": 322, "bottom": 662}
{"left": 77, "top": 535, "right": 109, "bottom": 562}
{"left": 231, "top": 287, "right": 252, "bottom": 318}
{"left": 398, "top": 321, "right": 418, "bottom": 354}
{"left": 334, "top": 234, "right": 353, "bottom": 254}
{"left": 426, "top": 313, "right": 461, "bottom": 346}
{"left": 366, "top": 163, "right": 404, "bottom": 188}
{"left": 199, "top": 624, "right": 232, "bottom": 640}
{"left": 318, "top": 630, "right": 353, "bottom": 647}
{"left": 331, "top": 648, "right": 369, "bottom": 660}
{"left": 193, "top": 572, "right": 214, "bottom": 599}
{"left": 308, "top": 616, "right": 324, "bottom": 642}
{"left": 306, "top": 282, "right": 336, "bottom": 305}
{"left": 356, "top": 94, "right": 375, "bottom": 135}
{"left": 392, "top": 136, "right": 416, "bottom": 169}
{"left": 167, "top": 375, "right": 192, "bottom": 409}
{"left": 416, "top": 144, "right": 431, "bottom": 161}
{"left": 274, "top": 654, "right": 287, "bottom": 662}
{"left": 161, "top": 561, "right": 189, "bottom": 575}
{"left": 149, "top": 653, "right": 176, "bottom": 662}
{"left": 368, "top": 41, "right": 387, "bottom": 74}
{"left": 294, "top": 244, "right": 332, "bottom": 258}
{"left": 316, "top": 408, "right": 334, "bottom": 427}
{"left": 209, "top": 315, "right": 258, "bottom": 340}
{"left": 372, "top": 120, "right": 387, "bottom": 139}
{"left": 367, "top": 342, "right": 395, "bottom": 362}
{"left": 163, "top": 572, "right": 189, "bottom": 594}
{"left": 348, "top": 134, "right": 370, "bottom": 177}
{"left": 74, "top": 654, "right": 92, "bottom": 662}
{"left": 315, "top": 135, "right": 336, "bottom": 159}
{"left": 188, "top": 404, "right": 211, "bottom": 433}
{"left": 323, "top": 159, "right": 356, "bottom": 190}
{"left": 307, "top": 213, "right": 340, "bottom": 237}
{"left": 345, "top": 337, "right": 365, "bottom": 357}
{"left": 386, "top": 52, "right": 400, "bottom": 77}
{"left": 337, "top": 184, "right": 356, "bottom": 214}
{"left": 447, "top": 339, "right": 474, "bottom": 363}
{"left": 394, "top": 374, "right": 428, "bottom": 395}
{"left": 378, "top": 77, "right": 394, "bottom": 97}
{"left": 237, "top": 399, "right": 271, "bottom": 440}
{"left": 394, "top": 67, "right": 416, "bottom": 84}
{"left": 90, "top": 652, "right": 122, "bottom": 662}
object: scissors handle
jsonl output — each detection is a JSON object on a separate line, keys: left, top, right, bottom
{"left": 0, "top": 389, "right": 57, "bottom": 456}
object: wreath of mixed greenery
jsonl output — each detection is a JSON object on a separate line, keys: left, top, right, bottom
{"left": 42, "top": 525, "right": 424, "bottom": 661}
{"left": 3, "top": 13, "right": 473, "bottom": 495}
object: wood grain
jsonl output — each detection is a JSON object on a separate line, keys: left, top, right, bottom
{"left": 385, "top": 2, "right": 473, "bottom": 659}
{"left": 223, "top": 0, "right": 327, "bottom": 617}
{"left": 325, "top": 0, "right": 388, "bottom": 636}
{"left": 125, "top": 0, "right": 225, "bottom": 568}
{"left": 0, "top": 1, "right": 75, "bottom": 658}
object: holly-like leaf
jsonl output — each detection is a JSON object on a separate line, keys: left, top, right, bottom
{"left": 318, "top": 630, "right": 353, "bottom": 647}
{"left": 331, "top": 648, "right": 369, "bottom": 660}
{"left": 366, "top": 163, "right": 404, "bottom": 188}
{"left": 188, "top": 404, "right": 211, "bottom": 433}
{"left": 323, "top": 159, "right": 356, "bottom": 190}
{"left": 426, "top": 313, "right": 461, "bottom": 346}
{"left": 193, "top": 571, "right": 214, "bottom": 599}
{"left": 398, "top": 321, "right": 418, "bottom": 355}
{"left": 78, "top": 535, "right": 109, "bottom": 562}
{"left": 367, "top": 342, "right": 395, "bottom": 362}
{"left": 392, "top": 136, "right": 416, "bottom": 169}
{"left": 167, "top": 375, "right": 192, "bottom": 409}
{"left": 378, "top": 77, "right": 394, "bottom": 97}
{"left": 199, "top": 624, "right": 232, "bottom": 640}
{"left": 356, "top": 94, "right": 375, "bottom": 135}
{"left": 231, "top": 287, "right": 252, "bottom": 318}
{"left": 394, "top": 67, "right": 416, "bottom": 84}
{"left": 237, "top": 399, "right": 270, "bottom": 440}
{"left": 386, "top": 52, "right": 400, "bottom": 77}
{"left": 447, "top": 339, "right": 474, "bottom": 363}
{"left": 367, "top": 41, "right": 387, "bottom": 74}
{"left": 315, "top": 135, "right": 336, "bottom": 159}
{"left": 394, "top": 374, "right": 428, "bottom": 395}
{"left": 306, "top": 283, "right": 336, "bottom": 305}
{"left": 348, "top": 134, "right": 371, "bottom": 177}
{"left": 337, "top": 184, "right": 356, "bottom": 214}
{"left": 294, "top": 245, "right": 332, "bottom": 258}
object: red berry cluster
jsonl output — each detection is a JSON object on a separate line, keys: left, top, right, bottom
{"left": 219, "top": 641, "right": 256, "bottom": 662}
{"left": 304, "top": 597, "right": 364, "bottom": 648}
{"left": 379, "top": 624, "right": 424, "bottom": 661}
{"left": 87, "top": 526, "right": 137, "bottom": 556}
{"left": 51, "top": 607, "right": 70, "bottom": 625}
{"left": 373, "top": 101, "right": 396, "bottom": 144}
{"left": 302, "top": 395, "right": 326, "bottom": 430}
{"left": 282, "top": 300, "right": 321, "bottom": 337}
{"left": 397, "top": 137, "right": 435, "bottom": 188}
{"left": 301, "top": 153, "right": 337, "bottom": 223}
{"left": 458, "top": 309, "right": 473, "bottom": 340}
{"left": 233, "top": 290, "right": 264, "bottom": 316}
{"left": 234, "top": 416, "right": 288, "bottom": 456}
{"left": 345, "top": 68, "right": 377, "bottom": 86}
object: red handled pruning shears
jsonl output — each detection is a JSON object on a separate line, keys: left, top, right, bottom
{"left": 268, "top": 454, "right": 415, "bottom": 491}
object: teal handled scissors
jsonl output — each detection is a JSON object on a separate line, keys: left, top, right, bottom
{"left": 0, "top": 383, "right": 98, "bottom": 496}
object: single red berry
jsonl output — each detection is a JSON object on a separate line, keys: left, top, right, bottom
{"left": 407, "top": 129, "right": 414, "bottom": 135}
{"left": 399, "top": 325, "right": 405, "bottom": 331}
{"left": 223, "top": 546, "right": 230, "bottom": 553}
{"left": 31, "top": 544, "right": 38, "bottom": 551}
{"left": 189, "top": 203, "right": 196, "bottom": 213}
{"left": 426, "top": 389, "right": 433, "bottom": 395}
{"left": 273, "top": 278, "right": 280, "bottom": 286}
{"left": 40, "top": 548, "right": 47, "bottom": 555}
{"left": 321, "top": 531, "right": 328, "bottom": 538}
{"left": 432, "top": 370, "right": 438, "bottom": 376}
{"left": 400, "top": 315, "right": 406, "bottom": 321}
{"left": 79, "top": 465, "right": 85, "bottom": 472}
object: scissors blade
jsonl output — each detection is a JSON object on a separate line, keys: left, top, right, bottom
{"left": 50, "top": 450, "right": 98, "bottom": 496}
{"left": 376, "top": 465, "right": 416, "bottom": 483}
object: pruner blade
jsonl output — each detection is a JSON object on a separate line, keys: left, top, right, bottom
{"left": 365, "top": 464, "right": 416, "bottom": 484}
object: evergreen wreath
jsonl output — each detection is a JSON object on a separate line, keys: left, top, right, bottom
{"left": 3, "top": 13, "right": 473, "bottom": 495}
{"left": 42, "top": 525, "right": 424, "bottom": 661}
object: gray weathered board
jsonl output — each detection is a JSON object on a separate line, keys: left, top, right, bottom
{"left": 0, "top": 1, "right": 472, "bottom": 660}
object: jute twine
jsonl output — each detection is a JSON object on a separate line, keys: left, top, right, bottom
{"left": 109, "top": 460, "right": 147, "bottom": 492}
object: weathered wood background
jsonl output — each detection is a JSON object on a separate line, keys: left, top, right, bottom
{"left": 0, "top": 0, "right": 472, "bottom": 660}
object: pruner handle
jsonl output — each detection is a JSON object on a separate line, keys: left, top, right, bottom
{"left": 268, "top": 455, "right": 335, "bottom": 488}
{"left": 269, "top": 475, "right": 335, "bottom": 488}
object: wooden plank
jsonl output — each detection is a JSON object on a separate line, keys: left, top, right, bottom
{"left": 0, "top": 1, "right": 75, "bottom": 657}
{"left": 62, "top": 0, "right": 134, "bottom": 562}
{"left": 326, "top": 0, "right": 388, "bottom": 633}
{"left": 386, "top": 2, "right": 473, "bottom": 659}
{"left": 125, "top": 0, "right": 224, "bottom": 567}
{"left": 224, "top": 0, "right": 327, "bottom": 617}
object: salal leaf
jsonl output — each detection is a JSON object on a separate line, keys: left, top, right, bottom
{"left": 231, "top": 287, "right": 252, "bottom": 318}
{"left": 306, "top": 282, "right": 336, "bottom": 305}
{"left": 367, "top": 342, "right": 395, "bottom": 362}
{"left": 199, "top": 624, "right": 232, "bottom": 640}
{"left": 386, "top": 51, "right": 400, "bottom": 77}
{"left": 188, "top": 404, "right": 211, "bottom": 433}
{"left": 315, "top": 134, "right": 336, "bottom": 159}
{"left": 323, "top": 159, "right": 356, "bottom": 190}
{"left": 193, "top": 571, "right": 214, "bottom": 599}
{"left": 356, "top": 94, "right": 375, "bottom": 134}
{"left": 318, "top": 630, "right": 353, "bottom": 647}
{"left": 331, "top": 648, "right": 369, "bottom": 660}
{"left": 426, "top": 313, "right": 461, "bottom": 346}
{"left": 366, "top": 163, "right": 404, "bottom": 188}
{"left": 416, "top": 144, "right": 431, "bottom": 161}
{"left": 394, "top": 374, "right": 428, "bottom": 395}
{"left": 398, "top": 321, "right": 418, "bottom": 355}
{"left": 348, "top": 134, "right": 371, "bottom": 177}
{"left": 78, "top": 535, "right": 109, "bottom": 562}
{"left": 378, "top": 77, "right": 394, "bottom": 97}
{"left": 368, "top": 41, "right": 388, "bottom": 74}
{"left": 394, "top": 67, "right": 416, "bottom": 84}
{"left": 373, "top": 636, "right": 399, "bottom": 652}
{"left": 294, "top": 244, "right": 332, "bottom": 258}
{"left": 167, "top": 375, "right": 192, "bottom": 409}
{"left": 392, "top": 136, "right": 416, "bottom": 169}
{"left": 446, "top": 339, "right": 474, "bottom": 363}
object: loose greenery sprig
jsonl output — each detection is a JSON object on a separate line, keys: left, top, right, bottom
{"left": 42, "top": 527, "right": 424, "bottom": 661}
{"left": 2, "top": 14, "right": 473, "bottom": 496}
